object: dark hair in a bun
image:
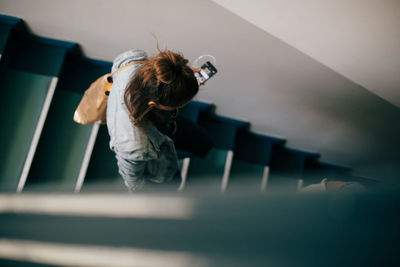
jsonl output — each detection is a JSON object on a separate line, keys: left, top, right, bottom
{"left": 124, "top": 49, "right": 199, "bottom": 127}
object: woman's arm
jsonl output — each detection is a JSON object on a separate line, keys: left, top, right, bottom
{"left": 112, "top": 49, "right": 148, "bottom": 73}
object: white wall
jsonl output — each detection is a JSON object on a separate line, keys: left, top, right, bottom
{"left": 1, "top": 0, "right": 399, "bottom": 182}
{"left": 213, "top": 0, "right": 400, "bottom": 107}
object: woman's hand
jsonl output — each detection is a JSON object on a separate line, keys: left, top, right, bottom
{"left": 191, "top": 67, "right": 204, "bottom": 86}
{"left": 191, "top": 67, "right": 201, "bottom": 73}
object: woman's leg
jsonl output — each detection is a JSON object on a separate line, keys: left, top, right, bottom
{"left": 169, "top": 116, "right": 214, "bottom": 158}
{"left": 155, "top": 110, "right": 214, "bottom": 158}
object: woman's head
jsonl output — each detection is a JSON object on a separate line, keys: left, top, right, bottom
{"left": 124, "top": 50, "right": 198, "bottom": 126}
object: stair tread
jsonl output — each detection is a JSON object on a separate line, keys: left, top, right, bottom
{"left": 0, "top": 69, "right": 54, "bottom": 191}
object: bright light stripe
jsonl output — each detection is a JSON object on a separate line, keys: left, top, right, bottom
{"left": 297, "top": 179, "right": 304, "bottom": 191}
{"left": 0, "top": 239, "right": 209, "bottom": 267}
{"left": 74, "top": 122, "right": 100, "bottom": 193}
{"left": 260, "top": 166, "right": 270, "bottom": 193}
{"left": 0, "top": 194, "right": 193, "bottom": 219}
{"left": 17, "top": 77, "right": 58, "bottom": 193}
{"left": 221, "top": 150, "right": 233, "bottom": 193}
{"left": 178, "top": 157, "right": 191, "bottom": 191}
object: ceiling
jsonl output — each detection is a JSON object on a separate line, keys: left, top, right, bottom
{"left": 213, "top": 0, "right": 400, "bottom": 107}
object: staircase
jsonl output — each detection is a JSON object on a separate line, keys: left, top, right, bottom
{"left": 0, "top": 15, "right": 373, "bottom": 195}
{"left": 1, "top": 15, "right": 395, "bottom": 267}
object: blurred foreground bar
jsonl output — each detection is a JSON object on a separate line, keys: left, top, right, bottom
{"left": 0, "top": 191, "right": 399, "bottom": 267}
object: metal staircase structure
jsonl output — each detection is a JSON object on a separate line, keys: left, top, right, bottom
{"left": 0, "top": 15, "right": 369, "bottom": 195}
{"left": 0, "top": 15, "right": 395, "bottom": 267}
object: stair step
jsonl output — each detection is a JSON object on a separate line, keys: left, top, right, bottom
{"left": 185, "top": 113, "right": 249, "bottom": 192}
{"left": 270, "top": 147, "right": 319, "bottom": 179}
{"left": 23, "top": 52, "right": 110, "bottom": 192}
{"left": 268, "top": 147, "right": 319, "bottom": 192}
{"left": 0, "top": 14, "right": 81, "bottom": 192}
{"left": 84, "top": 125, "right": 119, "bottom": 183}
{"left": 3, "top": 20, "right": 76, "bottom": 77}
{"left": 57, "top": 56, "right": 111, "bottom": 94}
{"left": 234, "top": 130, "right": 285, "bottom": 166}
{"left": 23, "top": 90, "right": 93, "bottom": 192}
{"left": 179, "top": 100, "right": 214, "bottom": 123}
{"left": 0, "top": 69, "right": 55, "bottom": 192}
{"left": 184, "top": 148, "right": 229, "bottom": 193}
{"left": 198, "top": 112, "right": 250, "bottom": 150}
{"left": 227, "top": 160, "right": 265, "bottom": 193}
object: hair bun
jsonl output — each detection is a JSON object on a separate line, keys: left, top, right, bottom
{"left": 174, "top": 64, "right": 182, "bottom": 76}
{"left": 152, "top": 50, "right": 190, "bottom": 84}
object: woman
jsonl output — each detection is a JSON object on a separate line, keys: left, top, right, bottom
{"left": 107, "top": 49, "right": 212, "bottom": 192}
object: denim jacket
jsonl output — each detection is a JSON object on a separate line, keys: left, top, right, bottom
{"left": 106, "top": 49, "right": 179, "bottom": 191}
